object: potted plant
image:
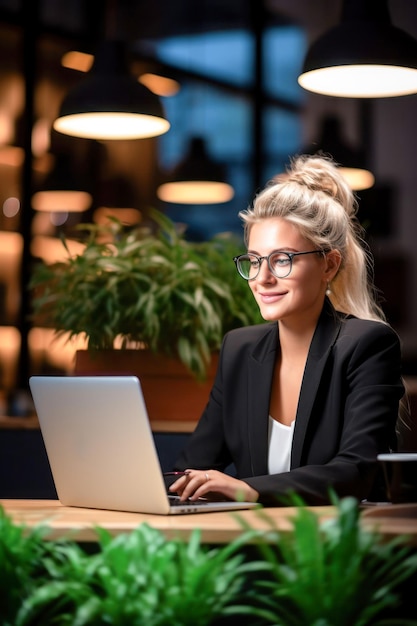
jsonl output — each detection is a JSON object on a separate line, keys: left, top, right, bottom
{"left": 29, "top": 209, "right": 262, "bottom": 423}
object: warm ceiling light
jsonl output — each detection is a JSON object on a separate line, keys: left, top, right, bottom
{"left": 0, "top": 230, "right": 23, "bottom": 257}
{"left": 0, "top": 325, "right": 20, "bottom": 390}
{"left": 298, "top": 0, "right": 417, "bottom": 98}
{"left": 158, "top": 181, "right": 234, "bottom": 204}
{"left": 0, "top": 146, "right": 24, "bottom": 167}
{"left": 0, "top": 112, "right": 13, "bottom": 144}
{"left": 139, "top": 73, "right": 180, "bottom": 97}
{"left": 32, "top": 154, "right": 92, "bottom": 212}
{"left": 30, "top": 235, "right": 86, "bottom": 264}
{"left": 338, "top": 167, "right": 375, "bottom": 191}
{"left": 32, "top": 190, "right": 92, "bottom": 212}
{"left": 157, "top": 137, "right": 235, "bottom": 205}
{"left": 31, "top": 118, "right": 51, "bottom": 157}
{"left": 302, "top": 115, "right": 375, "bottom": 191}
{"left": 54, "top": 41, "right": 170, "bottom": 140}
{"left": 61, "top": 50, "right": 94, "bottom": 73}
{"left": 62, "top": 50, "right": 179, "bottom": 97}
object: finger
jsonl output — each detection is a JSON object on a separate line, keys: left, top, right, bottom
{"left": 180, "top": 472, "right": 213, "bottom": 501}
{"left": 178, "top": 477, "right": 201, "bottom": 500}
{"left": 170, "top": 471, "right": 201, "bottom": 496}
{"left": 169, "top": 475, "right": 188, "bottom": 492}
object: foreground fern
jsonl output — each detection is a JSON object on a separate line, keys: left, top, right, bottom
{"left": 2, "top": 497, "right": 417, "bottom": 626}
{"left": 240, "top": 496, "right": 417, "bottom": 626}
{"left": 0, "top": 508, "right": 60, "bottom": 626}
{"left": 15, "top": 524, "right": 259, "bottom": 626}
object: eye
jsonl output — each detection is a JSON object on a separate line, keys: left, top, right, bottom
{"left": 270, "top": 252, "right": 291, "bottom": 268}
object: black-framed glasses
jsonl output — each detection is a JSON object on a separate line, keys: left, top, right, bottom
{"left": 233, "top": 250, "right": 323, "bottom": 280}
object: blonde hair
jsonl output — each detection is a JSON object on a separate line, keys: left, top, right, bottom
{"left": 239, "top": 154, "right": 385, "bottom": 323}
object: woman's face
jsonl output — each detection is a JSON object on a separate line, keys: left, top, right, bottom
{"left": 247, "top": 217, "right": 337, "bottom": 327}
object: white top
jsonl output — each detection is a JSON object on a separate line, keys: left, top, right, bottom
{"left": 268, "top": 416, "right": 295, "bottom": 475}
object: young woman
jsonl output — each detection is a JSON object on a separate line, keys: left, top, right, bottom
{"left": 170, "top": 154, "right": 404, "bottom": 506}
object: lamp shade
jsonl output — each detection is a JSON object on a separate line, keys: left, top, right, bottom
{"left": 54, "top": 41, "right": 170, "bottom": 140}
{"left": 298, "top": 0, "right": 417, "bottom": 97}
{"left": 304, "top": 115, "right": 375, "bottom": 191}
{"left": 157, "top": 137, "right": 234, "bottom": 205}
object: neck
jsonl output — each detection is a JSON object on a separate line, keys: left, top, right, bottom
{"left": 277, "top": 297, "right": 325, "bottom": 356}
{"left": 278, "top": 322, "right": 315, "bottom": 359}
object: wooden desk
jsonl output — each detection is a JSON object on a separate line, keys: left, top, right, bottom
{"left": 1, "top": 499, "right": 417, "bottom": 544}
{"left": 0, "top": 499, "right": 335, "bottom": 543}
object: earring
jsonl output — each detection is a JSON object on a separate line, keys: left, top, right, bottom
{"left": 326, "top": 282, "right": 332, "bottom": 296}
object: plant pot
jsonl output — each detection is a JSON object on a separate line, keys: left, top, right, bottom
{"left": 73, "top": 349, "right": 218, "bottom": 428}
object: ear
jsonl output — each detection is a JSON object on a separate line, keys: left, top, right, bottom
{"left": 323, "top": 250, "right": 342, "bottom": 283}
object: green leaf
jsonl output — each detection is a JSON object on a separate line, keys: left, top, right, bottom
{"left": 29, "top": 209, "right": 263, "bottom": 378}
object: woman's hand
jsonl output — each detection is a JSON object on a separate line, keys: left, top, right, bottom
{"left": 169, "top": 469, "right": 259, "bottom": 503}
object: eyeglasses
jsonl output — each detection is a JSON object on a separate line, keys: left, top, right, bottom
{"left": 233, "top": 250, "right": 323, "bottom": 280}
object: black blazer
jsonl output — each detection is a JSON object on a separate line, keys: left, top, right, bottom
{"left": 175, "top": 299, "right": 404, "bottom": 505}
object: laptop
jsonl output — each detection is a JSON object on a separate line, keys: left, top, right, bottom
{"left": 29, "top": 375, "right": 258, "bottom": 515}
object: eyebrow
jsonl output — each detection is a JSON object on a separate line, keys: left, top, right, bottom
{"left": 247, "top": 247, "right": 299, "bottom": 254}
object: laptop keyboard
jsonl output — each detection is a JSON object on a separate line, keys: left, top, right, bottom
{"left": 168, "top": 495, "right": 209, "bottom": 507}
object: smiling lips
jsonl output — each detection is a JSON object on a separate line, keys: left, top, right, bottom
{"left": 259, "top": 291, "right": 287, "bottom": 303}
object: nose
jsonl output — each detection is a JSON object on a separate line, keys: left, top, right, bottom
{"left": 256, "top": 256, "right": 275, "bottom": 281}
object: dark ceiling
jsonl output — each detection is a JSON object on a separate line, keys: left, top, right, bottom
{"left": 0, "top": 0, "right": 414, "bottom": 42}
{"left": 59, "top": 0, "right": 417, "bottom": 49}
{"left": 1, "top": 1, "right": 415, "bottom": 81}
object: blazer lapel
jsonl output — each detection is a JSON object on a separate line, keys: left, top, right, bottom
{"left": 244, "top": 301, "right": 344, "bottom": 476}
{"left": 291, "top": 300, "right": 343, "bottom": 468}
{"left": 246, "top": 324, "right": 278, "bottom": 476}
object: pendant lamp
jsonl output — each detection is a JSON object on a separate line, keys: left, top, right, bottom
{"left": 304, "top": 115, "right": 375, "bottom": 191}
{"left": 157, "top": 137, "right": 234, "bottom": 205}
{"left": 298, "top": 0, "right": 417, "bottom": 98}
{"left": 54, "top": 40, "right": 170, "bottom": 140}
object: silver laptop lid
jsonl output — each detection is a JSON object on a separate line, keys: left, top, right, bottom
{"left": 29, "top": 376, "right": 258, "bottom": 515}
{"left": 30, "top": 376, "right": 176, "bottom": 514}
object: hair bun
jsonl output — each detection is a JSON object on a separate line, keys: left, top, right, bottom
{"left": 285, "top": 153, "right": 356, "bottom": 217}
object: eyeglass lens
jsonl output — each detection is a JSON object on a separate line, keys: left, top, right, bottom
{"left": 237, "top": 252, "right": 292, "bottom": 279}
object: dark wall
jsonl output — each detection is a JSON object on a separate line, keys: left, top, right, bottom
{"left": 0, "top": 429, "right": 190, "bottom": 498}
